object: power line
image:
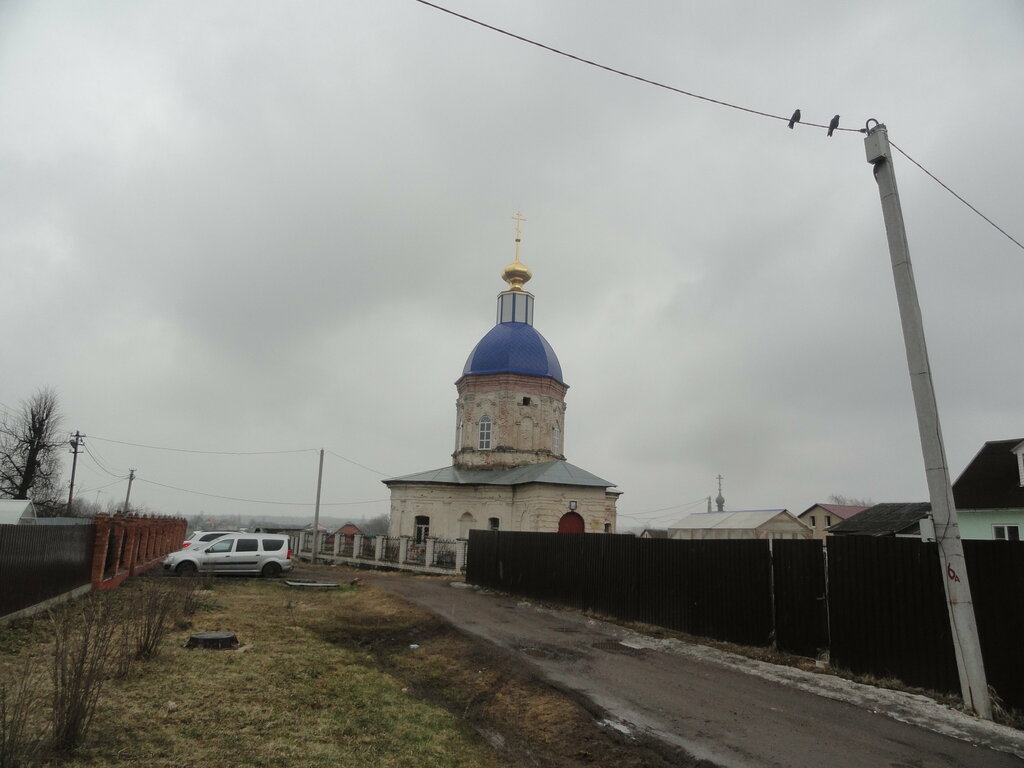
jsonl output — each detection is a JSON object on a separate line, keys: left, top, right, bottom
{"left": 618, "top": 496, "right": 710, "bottom": 522}
{"left": 83, "top": 444, "right": 127, "bottom": 479}
{"left": 889, "top": 140, "right": 1024, "bottom": 251}
{"left": 89, "top": 435, "right": 318, "bottom": 456}
{"left": 135, "top": 476, "right": 388, "bottom": 507}
{"left": 414, "top": 0, "right": 1023, "bottom": 252}
{"left": 77, "top": 478, "right": 125, "bottom": 495}
{"left": 325, "top": 449, "right": 390, "bottom": 477}
{"left": 413, "top": 0, "right": 860, "bottom": 134}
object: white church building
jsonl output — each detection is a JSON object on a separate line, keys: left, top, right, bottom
{"left": 385, "top": 225, "right": 620, "bottom": 540}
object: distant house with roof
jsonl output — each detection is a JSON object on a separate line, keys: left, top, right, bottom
{"left": 639, "top": 529, "right": 668, "bottom": 539}
{"left": 797, "top": 503, "right": 869, "bottom": 539}
{"left": 0, "top": 500, "right": 38, "bottom": 525}
{"left": 668, "top": 510, "right": 811, "bottom": 540}
{"left": 827, "top": 502, "right": 931, "bottom": 538}
{"left": 952, "top": 438, "right": 1024, "bottom": 541}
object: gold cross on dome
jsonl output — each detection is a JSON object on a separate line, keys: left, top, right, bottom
{"left": 513, "top": 210, "right": 527, "bottom": 241}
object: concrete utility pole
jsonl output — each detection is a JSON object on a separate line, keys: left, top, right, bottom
{"left": 311, "top": 449, "right": 324, "bottom": 562}
{"left": 864, "top": 121, "right": 991, "bottom": 719}
{"left": 123, "top": 469, "right": 136, "bottom": 514}
{"left": 66, "top": 431, "right": 84, "bottom": 515}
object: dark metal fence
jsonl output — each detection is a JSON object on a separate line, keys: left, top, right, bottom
{"left": 358, "top": 535, "right": 376, "bottom": 559}
{"left": 962, "top": 540, "right": 1024, "bottom": 709}
{"left": 339, "top": 535, "right": 355, "bottom": 557}
{"left": 0, "top": 524, "right": 95, "bottom": 618}
{"left": 381, "top": 536, "right": 400, "bottom": 563}
{"left": 405, "top": 542, "right": 426, "bottom": 565}
{"left": 827, "top": 536, "right": 957, "bottom": 693}
{"left": 431, "top": 539, "right": 458, "bottom": 568}
{"left": 467, "top": 530, "right": 1024, "bottom": 710}
{"left": 772, "top": 539, "right": 828, "bottom": 658}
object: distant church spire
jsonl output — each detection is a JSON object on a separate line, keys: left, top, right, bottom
{"left": 501, "top": 210, "right": 532, "bottom": 291}
{"left": 715, "top": 474, "right": 725, "bottom": 512}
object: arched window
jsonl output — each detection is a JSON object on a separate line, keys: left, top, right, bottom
{"left": 552, "top": 424, "right": 561, "bottom": 455}
{"left": 479, "top": 416, "right": 492, "bottom": 450}
{"left": 488, "top": 517, "right": 500, "bottom": 531}
{"left": 414, "top": 515, "right": 430, "bottom": 543}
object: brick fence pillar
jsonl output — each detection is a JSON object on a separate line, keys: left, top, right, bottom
{"left": 124, "top": 515, "right": 140, "bottom": 575}
{"left": 109, "top": 518, "right": 126, "bottom": 577}
{"left": 91, "top": 513, "right": 111, "bottom": 587}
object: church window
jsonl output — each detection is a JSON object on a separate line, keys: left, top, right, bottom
{"left": 479, "top": 416, "right": 492, "bottom": 449}
{"left": 522, "top": 397, "right": 531, "bottom": 406}
{"left": 414, "top": 515, "right": 430, "bottom": 543}
{"left": 489, "top": 517, "right": 500, "bottom": 530}
{"left": 552, "top": 424, "right": 561, "bottom": 454}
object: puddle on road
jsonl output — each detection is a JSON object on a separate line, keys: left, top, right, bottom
{"left": 593, "top": 640, "right": 645, "bottom": 657}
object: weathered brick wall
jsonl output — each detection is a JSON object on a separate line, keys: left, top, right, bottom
{"left": 91, "top": 513, "right": 188, "bottom": 589}
{"left": 454, "top": 372, "right": 568, "bottom": 470}
{"left": 388, "top": 481, "right": 615, "bottom": 538}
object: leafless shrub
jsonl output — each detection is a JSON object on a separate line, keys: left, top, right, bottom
{"left": 49, "top": 593, "right": 119, "bottom": 752}
{"left": 0, "top": 657, "right": 47, "bottom": 768}
{"left": 177, "top": 574, "right": 207, "bottom": 618}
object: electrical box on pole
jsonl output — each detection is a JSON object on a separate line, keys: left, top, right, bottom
{"left": 864, "top": 121, "right": 991, "bottom": 719}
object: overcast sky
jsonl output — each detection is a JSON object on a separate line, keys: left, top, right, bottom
{"left": 2, "top": 1, "right": 1021, "bottom": 531}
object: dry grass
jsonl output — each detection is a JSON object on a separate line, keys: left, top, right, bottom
{"left": 309, "top": 579, "right": 701, "bottom": 767}
{"left": 0, "top": 576, "right": 506, "bottom": 768}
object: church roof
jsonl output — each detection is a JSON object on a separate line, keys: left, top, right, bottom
{"left": 383, "top": 459, "right": 614, "bottom": 489}
{"left": 462, "top": 322, "right": 564, "bottom": 384}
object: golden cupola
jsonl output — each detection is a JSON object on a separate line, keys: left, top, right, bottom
{"left": 501, "top": 211, "right": 532, "bottom": 291}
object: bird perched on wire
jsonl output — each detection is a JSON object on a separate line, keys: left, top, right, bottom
{"left": 788, "top": 109, "right": 801, "bottom": 129}
{"left": 828, "top": 115, "right": 840, "bottom": 137}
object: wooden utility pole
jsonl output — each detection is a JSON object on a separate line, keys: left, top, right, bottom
{"left": 66, "top": 431, "right": 83, "bottom": 515}
{"left": 311, "top": 449, "right": 324, "bottom": 561}
{"left": 864, "top": 121, "right": 991, "bottom": 719}
{"left": 123, "top": 469, "right": 136, "bottom": 514}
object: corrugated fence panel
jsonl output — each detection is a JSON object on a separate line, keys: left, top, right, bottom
{"left": 638, "top": 538, "right": 773, "bottom": 646}
{"left": 0, "top": 524, "right": 95, "bottom": 617}
{"left": 963, "top": 540, "right": 1024, "bottom": 711}
{"left": 771, "top": 539, "right": 828, "bottom": 658}
{"left": 827, "top": 536, "right": 958, "bottom": 694}
{"left": 581, "top": 534, "right": 640, "bottom": 621}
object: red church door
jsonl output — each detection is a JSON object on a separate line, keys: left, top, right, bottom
{"left": 557, "top": 512, "right": 585, "bottom": 533}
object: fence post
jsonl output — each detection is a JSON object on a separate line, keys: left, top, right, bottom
{"left": 455, "top": 539, "right": 468, "bottom": 572}
{"left": 399, "top": 537, "right": 409, "bottom": 563}
{"left": 424, "top": 538, "right": 436, "bottom": 568}
{"left": 374, "top": 536, "right": 385, "bottom": 562}
{"left": 353, "top": 534, "right": 363, "bottom": 558}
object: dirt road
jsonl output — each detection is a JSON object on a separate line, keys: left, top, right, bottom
{"left": 357, "top": 570, "right": 1024, "bottom": 768}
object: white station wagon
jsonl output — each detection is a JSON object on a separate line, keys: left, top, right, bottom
{"left": 164, "top": 533, "right": 293, "bottom": 578}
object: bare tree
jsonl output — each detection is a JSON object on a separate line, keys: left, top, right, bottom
{"left": 361, "top": 514, "right": 390, "bottom": 535}
{"left": 0, "top": 388, "right": 64, "bottom": 502}
{"left": 828, "top": 494, "right": 874, "bottom": 507}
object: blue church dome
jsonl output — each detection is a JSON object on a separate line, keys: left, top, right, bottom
{"left": 462, "top": 322, "right": 564, "bottom": 384}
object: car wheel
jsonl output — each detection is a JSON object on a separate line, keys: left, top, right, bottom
{"left": 176, "top": 561, "right": 198, "bottom": 577}
{"left": 262, "top": 561, "right": 282, "bottom": 578}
